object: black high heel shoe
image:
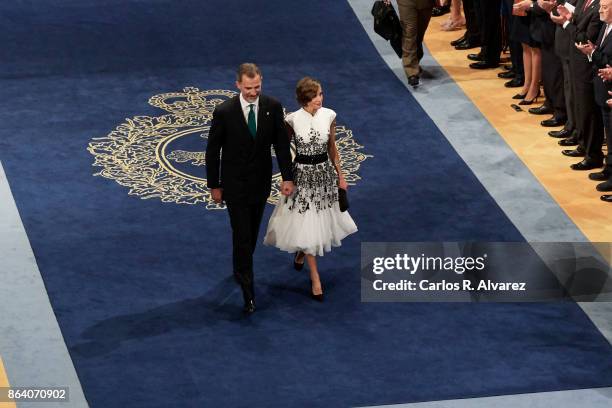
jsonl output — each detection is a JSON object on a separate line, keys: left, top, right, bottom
{"left": 512, "top": 92, "right": 527, "bottom": 100}
{"left": 310, "top": 278, "right": 324, "bottom": 302}
{"left": 311, "top": 288, "right": 324, "bottom": 302}
{"left": 518, "top": 90, "right": 540, "bottom": 106}
{"left": 293, "top": 252, "right": 304, "bottom": 271}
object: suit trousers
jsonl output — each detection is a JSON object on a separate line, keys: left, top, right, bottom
{"left": 503, "top": 0, "right": 524, "bottom": 78}
{"left": 226, "top": 200, "right": 267, "bottom": 301}
{"left": 601, "top": 107, "right": 612, "bottom": 174}
{"left": 562, "top": 59, "right": 576, "bottom": 132}
{"left": 572, "top": 78, "right": 603, "bottom": 161}
{"left": 474, "top": 0, "right": 501, "bottom": 63}
{"left": 397, "top": 0, "right": 433, "bottom": 77}
{"left": 463, "top": 0, "right": 481, "bottom": 44}
{"left": 541, "top": 44, "right": 566, "bottom": 120}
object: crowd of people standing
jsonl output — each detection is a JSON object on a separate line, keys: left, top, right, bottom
{"left": 391, "top": 0, "right": 612, "bottom": 203}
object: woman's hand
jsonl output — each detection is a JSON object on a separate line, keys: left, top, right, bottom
{"left": 339, "top": 177, "right": 348, "bottom": 191}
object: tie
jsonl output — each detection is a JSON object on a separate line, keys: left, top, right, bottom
{"left": 583, "top": 0, "right": 594, "bottom": 11}
{"left": 247, "top": 104, "right": 256, "bottom": 138}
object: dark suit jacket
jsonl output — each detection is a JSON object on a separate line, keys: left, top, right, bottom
{"left": 555, "top": 0, "right": 577, "bottom": 59}
{"left": 205, "top": 94, "right": 293, "bottom": 204}
{"left": 567, "top": 0, "right": 602, "bottom": 83}
{"left": 592, "top": 24, "right": 612, "bottom": 106}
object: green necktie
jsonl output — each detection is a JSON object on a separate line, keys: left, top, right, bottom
{"left": 247, "top": 104, "right": 256, "bottom": 138}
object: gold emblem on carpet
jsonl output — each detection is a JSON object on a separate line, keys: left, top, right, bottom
{"left": 88, "top": 87, "right": 371, "bottom": 210}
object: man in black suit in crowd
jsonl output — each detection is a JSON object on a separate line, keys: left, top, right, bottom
{"left": 469, "top": 0, "right": 502, "bottom": 69}
{"left": 206, "top": 63, "right": 294, "bottom": 314}
{"left": 559, "top": 0, "right": 604, "bottom": 170}
{"left": 452, "top": 0, "right": 482, "bottom": 50}
{"left": 499, "top": 0, "right": 526, "bottom": 87}
{"left": 577, "top": 0, "right": 612, "bottom": 198}
{"left": 549, "top": 0, "right": 579, "bottom": 142}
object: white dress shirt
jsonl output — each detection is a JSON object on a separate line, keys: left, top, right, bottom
{"left": 239, "top": 93, "right": 259, "bottom": 128}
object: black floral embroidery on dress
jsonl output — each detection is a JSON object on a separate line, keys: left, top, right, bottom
{"left": 289, "top": 126, "right": 339, "bottom": 214}
{"left": 297, "top": 127, "right": 327, "bottom": 156}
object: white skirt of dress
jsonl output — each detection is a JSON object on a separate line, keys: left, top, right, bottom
{"left": 263, "top": 196, "right": 358, "bottom": 257}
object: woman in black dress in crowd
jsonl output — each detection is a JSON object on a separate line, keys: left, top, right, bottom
{"left": 512, "top": 1, "right": 542, "bottom": 105}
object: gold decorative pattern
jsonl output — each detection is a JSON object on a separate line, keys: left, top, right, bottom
{"left": 88, "top": 87, "right": 371, "bottom": 210}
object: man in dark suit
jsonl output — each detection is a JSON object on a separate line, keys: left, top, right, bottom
{"left": 559, "top": 0, "right": 604, "bottom": 170}
{"left": 452, "top": 0, "right": 482, "bottom": 50}
{"left": 206, "top": 63, "right": 294, "bottom": 314}
{"left": 577, "top": 0, "right": 612, "bottom": 196}
{"left": 469, "top": 0, "right": 502, "bottom": 69}
{"left": 550, "top": 0, "right": 579, "bottom": 142}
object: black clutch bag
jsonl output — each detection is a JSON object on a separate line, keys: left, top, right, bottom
{"left": 338, "top": 187, "right": 349, "bottom": 212}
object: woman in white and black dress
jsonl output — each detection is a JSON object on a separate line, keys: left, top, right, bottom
{"left": 264, "top": 77, "right": 357, "bottom": 301}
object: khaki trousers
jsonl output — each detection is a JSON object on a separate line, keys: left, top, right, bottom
{"left": 397, "top": 0, "right": 434, "bottom": 77}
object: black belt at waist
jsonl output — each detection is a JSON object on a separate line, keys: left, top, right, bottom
{"left": 294, "top": 153, "right": 328, "bottom": 165}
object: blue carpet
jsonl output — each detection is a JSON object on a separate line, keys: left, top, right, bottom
{"left": 1, "top": 1, "right": 612, "bottom": 407}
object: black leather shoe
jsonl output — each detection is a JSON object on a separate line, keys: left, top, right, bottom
{"left": 601, "top": 194, "right": 612, "bottom": 202}
{"left": 432, "top": 5, "right": 450, "bottom": 16}
{"left": 468, "top": 52, "right": 485, "bottom": 61}
{"left": 498, "top": 70, "right": 515, "bottom": 79}
{"left": 589, "top": 170, "right": 610, "bottom": 181}
{"left": 294, "top": 252, "right": 304, "bottom": 271}
{"left": 540, "top": 117, "right": 566, "bottom": 127}
{"left": 455, "top": 40, "right": 481, "bottom": 50}
{"left": 528, "top": 105, "right": 554, "bottom": 115}
{"left": 469, "top": 61, "right": 499, "bottom": 69}
{"left": 243, "top": 299, "right": 256, "bottom": 314}
{"left": 558, "top": 137, "right": 579, "bottom": 146}
{"left": 570, "top": 158, "right": 603, "bottom": 170}
{"left": 408, "top": 75, "right": 419, "bottom": 87}
{"left": 596, "top": 180, "right": 612, "bottom": 192}
{"left": 505, "top": 78, "right": 524, "bottom": 88}
{"left": 549, "top": 128, "right": 572, "bottom": 138}
{"left": 450, "top": 34, "right": 466, "bottom": 47}
{"left": 562, "top": 148, "right": 585, "bottom": 157}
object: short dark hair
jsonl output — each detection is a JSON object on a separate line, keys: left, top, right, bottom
{"left": 295, "top": 77, "right": 321, "bottom": 106}
{"left": 236, "top": 63, "right": 262, "bottom": 82}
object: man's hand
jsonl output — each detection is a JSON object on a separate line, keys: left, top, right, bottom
{"left": 211, "top": 188, "right": 223, "bottom": 203}
{"left": 514, "top": 0, "right": 532, "bottom": 13}
{"left": 599, "top": 65, "right": 612, "bottom": 81}
{"left": 281, "top": 181, "right": 294, "bottom": 196}
{"left": 538, "top": 0, "right": 556, "bottom": 13}
{"left": 557, "top": 5, "right": 573, "bottom": 21}
{"left": 576, "top": 40, "right": 596, "bottom": 56}
{"left": 607, "top": 90, "right": 612, "bottom": 107}
{"left": 550, "top": 13, "right": 565, "bottom": 25}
